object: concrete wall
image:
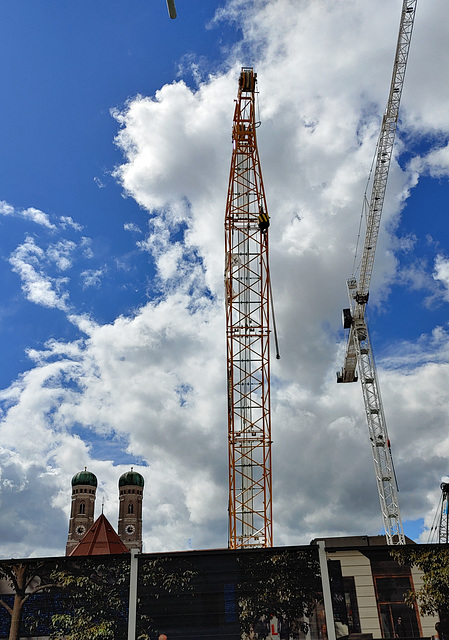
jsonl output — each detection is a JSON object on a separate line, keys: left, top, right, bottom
{"left": 331, "top": 549, "right": 382, "bottom": 637}
{"left": 410, "top": 565, "right": 439, "bottom": 638}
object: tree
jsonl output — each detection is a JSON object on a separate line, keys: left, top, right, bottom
{"left": 391, "top": 546, "right": 449, "bottom": 616}
{"left": 0, "top": 553, "right": 198, "bottom": 640}
{"left": 50, "top": 554, "right": 197, "bottom": 640}
{"left": 237, "top": 548, "right": 323, "bottom": 637}
{"left": 49, "top": 557, "right": 130, "bottom": 640}
{"left": 0, "top": 561, "right": 60, "bottom": 640}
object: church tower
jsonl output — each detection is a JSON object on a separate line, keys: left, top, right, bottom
{"left": 117, "top": 468, "right": 144, "bottom": 552}
{"left": 66, "top": 468, "right": 97, "bottom": 555}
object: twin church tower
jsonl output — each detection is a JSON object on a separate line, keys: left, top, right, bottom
{"left": 66, "top": 467, "right": 144, "bottom": 555}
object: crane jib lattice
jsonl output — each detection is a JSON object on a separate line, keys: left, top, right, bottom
{"left": 225, "top": 68, "right": 273, "bottom": 549}
{"left": 338, "top": 0, "right": 417, "bottom": 546}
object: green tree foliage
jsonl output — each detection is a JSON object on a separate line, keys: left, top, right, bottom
{"left": 391, "top": 546, "right": 449, "bottom": 616}
{"left": 0, "top": 561, "right": 60, "bottom": 640}
{"left": 0, "top": 554, "right": 198, "bottom": 640}
{"left": 237, "top": 548, "right": 323, "bottom": 635}
{"left": 49, "top": 557, "right": 130, "bottom": 640}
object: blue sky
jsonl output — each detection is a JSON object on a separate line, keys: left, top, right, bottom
{"left": 0, "top": 0, "right": 448, "bottom": 558}
{"left": 0, "top": 0, "right": 232, "bottom": 386}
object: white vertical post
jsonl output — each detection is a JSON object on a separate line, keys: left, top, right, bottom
{"left": 128, "top": 548, "right": 138, "bottom": 640}
{"left": 317, "top": 540, "right": 336, "bottom": 640}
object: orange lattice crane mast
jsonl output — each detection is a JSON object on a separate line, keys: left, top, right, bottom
{"left": 225, "top": 68, "right": 273, "bottom": 549}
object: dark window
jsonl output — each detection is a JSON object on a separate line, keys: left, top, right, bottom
{"left": 375, "top": 577, "right": 420, "bottom": 638}
{"left": 128, "top": 503, "right": 134, "bottom": 514}
{"left": 343, "top": 576, "right": 361, "bottom": 633}
{"left": 79, "top": 502, "right": 86, "bottom": 515}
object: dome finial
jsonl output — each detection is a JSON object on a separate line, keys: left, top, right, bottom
{"left": 72, "top": 469, "right": 98, "bottom": 488}
{"left": 119, "top": 468, "right": 144, "bottom": 488}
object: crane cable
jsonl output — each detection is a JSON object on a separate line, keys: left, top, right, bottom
{"left": 254, "top": 86, "right": 278, "bottom": 358}
{"left": 427, "top": 490, "right": 444, "bottom": 544}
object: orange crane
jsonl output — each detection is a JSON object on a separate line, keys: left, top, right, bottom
{"left": 225, "top": 68, "right": 273, "bottom": 549}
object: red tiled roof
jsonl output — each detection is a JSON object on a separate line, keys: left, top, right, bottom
{"left": 69, "top": 513, "right": 129, "bottom": 556}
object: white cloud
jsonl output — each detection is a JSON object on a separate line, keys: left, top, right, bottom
{"left": 1, "top": 0, "right": 449, "bottom": 558}
{"left": 9, "top": 237, "right": 70, "bottom": 311}
{"left": 0, "top": 200, "right": 14, "bottom": 216}
{"left": 124, "top": 222, "right": 142, "bottom": 234}
{"left": 0, "top": 200, "right": 57, "bottom": 229}
{"left": 21, "top": 207, "right": 56, "bottom": 230}
{"left": 46, "top": 239, "right": 77, "bottom": 271}
{"left": 433, "top": 255, "right": 449, "bottom": 295}
{"left": 60, "top": 215, "right": 84, "bottom": 232}
{"left": 109, "top": 0, "right": 449, "bottom": 548}
{"left": 80, "top": 267, "right": 106, "bottom": 288}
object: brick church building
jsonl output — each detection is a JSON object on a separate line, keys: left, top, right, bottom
{"left": 65, "top": 467, "right": 144, "bottom": 556}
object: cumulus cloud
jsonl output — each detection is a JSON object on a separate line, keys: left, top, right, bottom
{"left": 108, "top": 0, "right": 449, "bottom": 547}
{"left": 0, "top": 0, "right": 449, "bottom": 558}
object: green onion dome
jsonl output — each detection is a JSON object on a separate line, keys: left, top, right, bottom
{"left": 119, "top": 468, "right": 144, "bottom": 488}
{"left": 72, "top": 468, "right": 98, "bottom": 487}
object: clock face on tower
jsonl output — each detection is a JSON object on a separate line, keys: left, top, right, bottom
{"left": 76, "top": 525, "right": 86, "bottom": 536}
{"left": 125, "top": 524, "right": 135, "bottom": 535}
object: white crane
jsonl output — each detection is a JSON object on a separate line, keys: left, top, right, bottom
{"left": 426, "top": 480, "right": 449, "bottom": 544}
{"left": 337, "top": 0, "right": 417, "bottom": 545}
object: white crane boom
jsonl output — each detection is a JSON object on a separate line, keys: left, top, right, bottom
{"left": 439, "top": 483, "right": 449, "bottom": 544}
{"left": 338, "top": 0, "right": 417, "bottom": 545}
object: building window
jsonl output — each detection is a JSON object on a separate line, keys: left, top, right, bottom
{"left": 79, "top": 502, "right": 86, "bottom": 515}
{"left": 375, "top": 576, "right": 420, "bottom": 637}
{"left": 328, "top": 561, "right": 361, "bottom": 636}
{"left": 128, "top": 503, "right": 134, "bottom": 514}
{"left": 343, "top": 577, "right": 361, "bottom": 634}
